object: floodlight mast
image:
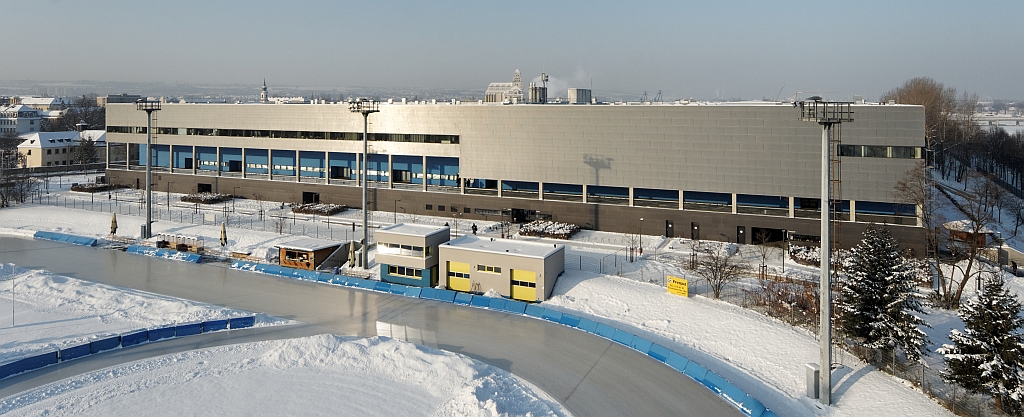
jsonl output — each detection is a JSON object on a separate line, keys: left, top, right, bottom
{"left": 799, "top": 99, "right": 853, "bottom": 405}
{"left": 136, "top": 100, "right": 161, "bottom": 239}
{"left": 349, "top": 99, "right": 379, "bottom": 269}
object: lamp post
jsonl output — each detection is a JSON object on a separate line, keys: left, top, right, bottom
{"left": 394, "top": 199, "right": 401, "bottom": 224}
{"left": 233, "top": 186, "right": 241, "bottom": 213}
{"left": 166, "top": 181, "right": 174, "bottom": 207}
{"left": 350, "top": 99, "right": 379, "bottom": 269}
{"left": 136, "top": 100, "right": 161, "bottom": 239}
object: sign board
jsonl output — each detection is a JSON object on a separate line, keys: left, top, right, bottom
{"left": 204, "top": 213, "right": 216, "bottom": 223}
{"left": 667, "top": 276, "right": 688, "bottom": 297}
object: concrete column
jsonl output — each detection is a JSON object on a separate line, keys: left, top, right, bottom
{"left": 422, "top": 155, "right": 428, "bottom": 191}
{"left": 789, "top": 196, "right": 795, "bottom": 218}
{"left": 387, "top": 154, "right": 393, "bottom": 188}
{"left": 168, "top": 146, "right": 173, "bottom": 174}
{"left": 497, "top": 180, "right": 503, "bottom": 197}
{"left": 538, "top": 181, "right": 544, "bottom": 200}
{"left": 191, "top": 146, "right": 196, "bottom": 175}
{"left": 582, "top": 185, "right": 588, "bottom": 203}
{"left": 679, "top": 190, "right": 685, "bottom": 210}
{"left": 295, "top": 150, "right": 300, "bottom": 183}
{"left": 628, "top": 187, "right": 634, "bottom": 206}
{"left": 241, "top": 148, "right": 247, "bottom": 179}
{"left": 216, "top": 147, "right": 221, "bottom": 177}
{"left": 268, "top": 149, "right": 274, "bottom": 181}
{"left": 916, "top": 204, "right": 924, "bottom": 227}
{"left": 849, "top": 200, "right": 856, "bottom": 222}
{"left": 105, "top": 141, "right": 110, "bottom": 170}
{"left": 731, "top": 193, "right": 737, "bottom": 214}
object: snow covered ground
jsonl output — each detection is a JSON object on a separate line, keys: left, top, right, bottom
{"left": 9, "top": 171, "right": 1024, "bottom": 416}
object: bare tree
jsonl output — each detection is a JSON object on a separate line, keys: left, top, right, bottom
{"left": 939, "top": 172, "right": 1000, "bottom": 309}
{"left": 693, "top": 244, "right": 749, "bottom": 299}
{"left": 753, "top": 229, "right": 773, "bottom": 279}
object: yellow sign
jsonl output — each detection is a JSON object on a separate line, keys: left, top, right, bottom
{"left": 667, "top": 276, "right": 688, "bottom": 297}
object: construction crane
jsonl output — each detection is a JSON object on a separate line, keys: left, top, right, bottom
{"left": 653, "top": 90, "right": 662, "bottom": 103}
{"left": 639, "top": 91, "right": 647, "bottom": 102}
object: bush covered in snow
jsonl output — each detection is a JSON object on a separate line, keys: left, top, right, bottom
{"left": 789, "top": 244, "right": 820, "bottom": 266}
{"left": 518, "top": 220, "right": 581, "bottom": 240}
{"left": 181, "top": 192, "right": 232, "bottom": 204}
{"left": 70, "top": 183, "right": 116, "bottom": 193}
{"left": 291, "top": 202, "right": 347, "bottom": 216}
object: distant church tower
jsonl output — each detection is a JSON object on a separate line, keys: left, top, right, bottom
{"left": 512, "top": 69, "right": 522, "bottom": 91}
{"left": 260, "top": 79, "right": 269, "bottom": 103}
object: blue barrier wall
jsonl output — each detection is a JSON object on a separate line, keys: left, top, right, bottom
{"left": 33, "top": 231, "right": 98, "bottom": 247}
{"left": 125, "top": 245, "right": 202, "bottom": 263}
{"left": 1, "top": 316, "right": 257, "bottom": 382}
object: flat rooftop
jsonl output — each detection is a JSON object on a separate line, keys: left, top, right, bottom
{"left": 377, "top": 223, "right": 450, "bottom": 238}
{"left": 443, "top": 235, "right": 563, "bottom": 259}
{"left": 274, "top": 237, "right": 342, "bottom": 252}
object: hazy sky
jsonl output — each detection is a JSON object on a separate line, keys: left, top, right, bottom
{"left": 4, "top": 0, "right": 1022, "bottom": 101}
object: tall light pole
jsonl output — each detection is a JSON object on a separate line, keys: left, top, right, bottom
{"left": 136, "top": 100, "right": 161, "bottom": 239}
{"left": 394, "top": 199, "right": 401, "bottom": 223}
{"left": 350, "top": 99, "right": 379, "bottom": 269}
{"left": 799, "top": 98, "right": 853, "bottom": 405}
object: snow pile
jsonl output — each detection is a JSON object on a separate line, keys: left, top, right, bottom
{"left": 0, "top": 264, "right": 281, "bottom": 361}
{"left": 180, "top": 192, "right": 233, "bottom": 204}
{"left": 0, "top": 335, "right": 570, "bottom": 417}
{"left": 291, "top": 202, "right": 347, "bottom": 216}
{"left": 517, "top": 221, "right": 580, "bottom": 240}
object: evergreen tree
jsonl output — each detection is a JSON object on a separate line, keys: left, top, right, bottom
{"left": 839, "top": 226, "right": 929, "bottom": 361}
{"left": 940, "top": 275, "right": 1024, "bottom": 414}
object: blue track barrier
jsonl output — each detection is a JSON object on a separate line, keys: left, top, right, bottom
{"left": 389, "top": 284, "right": 407, "bottom": 295}
{"left": 558, "top": 313, "right": 581, "bottom": 327}
{"left": 454, "top": 292, "right": 473, "bottom": 305}
{"left": 60, "top": 343, "right": 92, "bottom": 361}
{"left": 148, "top": 326, "right": 176, "bottom": 342}
{"left": 373, "top": 281, "right": 392, "bottom": 293}
{"left": 121, "top": 329, "right": 149, "bottom": 347}
{"left": 33, "top": 231, "right": 97, "bottom": 247}
{"left": 524, "top": 304, "right": 545, "bottom": 318}
{"left": 647, "top": 343, "right": 671, "bottom": 362}
{"left": 202, "top": 320, "right": 229, "bottom": 333}
{"left": 503, "top": 300, "right": 528, "bottom": 314}
{"left": 435, "top": 289, "right": 456, "bottom": 303}
{"left": 594, "top": 323, "right": 617, "bottom": 339}
{"left": 317, "top": 273, "right": 332, "bottom": 283}
{"left": 419, "top": 287, "right": 437, "bottom": 300}
{"left": 404, "top": 286, "right": 422, "bottom": 298}
{"left": 470, "top": 295, "right": 491, "bottom": 308}
{"left": 541, "top": 309, "right": 563, "bottom": 323}
{"left": 629, "top": 336, "right": 653, "bottom": 354}
{"left": 577, "top": 317, "right": 599, "bottom": 333}
{"left": 228, "top": 316, "right": 255, "bottom": 329}
{"left": 666, "top": 352, "right": 690, "bottom": 373}
{"left": 0, "top": 351, "right": 59, "bottom": 380}
{"left": 175, "top": 323, "right": 202, "bottom": 337}
{"left": 90, "top": 336, "right": 120, "bottom": 354}
{"left": 125, "top": 245, "right": 201, "bottom": 263}
{"left": 683, "top": 361, "right": 709, "bottom": 382}
{"left": 611, "top": 329, "right": 634, "bottom": 346}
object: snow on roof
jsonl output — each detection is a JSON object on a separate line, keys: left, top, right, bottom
{"left": 1, "top": 104, "right": 38, "bottom": 114}
{"left": 274, "top": 237, "right": 342, "bottom": 252}
{"left": 17, "top": 131, "right": 106, "bottom": 148}
{"left": 943, "top": 219, "right": 994, "bottom": 234}
{"left": 443, "top": 235, "right": 563, "bottom": 259}
{"left": 377, "top": 223, "right": 449, "bottom": 238}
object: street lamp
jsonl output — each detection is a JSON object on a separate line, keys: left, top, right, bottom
{"left": 350, "top": 99, "right": 379, "bottom": 269}
{"left": 166, "top": 181, "right": 174, "bottom": 207}
{"left": 394, "top": 199, "right": 401, "bottom": 223}
{"left": 233, "top": 186, "right": 241, "bottom": 213}
{"left": 136, "top": 100, "right": 161, "bottom": 239}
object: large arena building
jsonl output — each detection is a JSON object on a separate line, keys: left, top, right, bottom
{"left": 102, "top": 97, "right": 926, "bottom": 252}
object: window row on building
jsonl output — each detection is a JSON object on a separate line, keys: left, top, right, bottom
{"left": 107, "top": 125, "right": 459, "bottom": 144}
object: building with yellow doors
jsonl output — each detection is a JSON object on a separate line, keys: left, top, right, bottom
{"left": 439, "top": 235, "right": 565, "bottom": 302}
{"left": 376, "top": 223, "right": 450, "bottom": 287}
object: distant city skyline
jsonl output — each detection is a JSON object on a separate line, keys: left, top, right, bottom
{"left": 3, "top": 1, "right": 1023, "bottom": 101}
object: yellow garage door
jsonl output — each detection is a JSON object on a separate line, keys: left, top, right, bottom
{"left": 511, "top": 269, "right": 537, "bottom": 301}
{"left": 447, "top": 261, "right": 471, "bottom": 292}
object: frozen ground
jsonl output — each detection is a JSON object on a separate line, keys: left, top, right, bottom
{"left": 8, "top": 172, "right": 1023, "bottom": 416}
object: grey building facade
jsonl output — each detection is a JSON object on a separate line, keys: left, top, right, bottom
{"left": 103, "top": 100, "right": 926, "bottom": 253}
